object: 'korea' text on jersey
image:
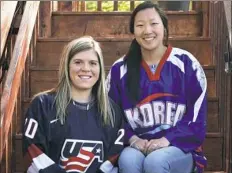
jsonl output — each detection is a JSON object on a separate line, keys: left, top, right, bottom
{"left": 107, "top": 45, "right": 207, "bottom": 173}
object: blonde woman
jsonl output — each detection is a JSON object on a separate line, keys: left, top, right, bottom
{"left": 23, "top": 36, "right": 124, "bottom": 173}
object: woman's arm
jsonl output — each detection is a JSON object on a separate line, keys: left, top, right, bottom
{"left": 23, "top": 95, "right": 66, "bottom": 173}
{"left": 165, "top": 61, "right": 207, "bottom": 152}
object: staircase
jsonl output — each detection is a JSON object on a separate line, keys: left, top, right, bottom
{"left": 1, "top": 1, "right": 230, "bottom": 173}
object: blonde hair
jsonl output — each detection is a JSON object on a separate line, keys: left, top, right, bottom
{"left": 51, "top": 36, "right": 115, "bottom": 126}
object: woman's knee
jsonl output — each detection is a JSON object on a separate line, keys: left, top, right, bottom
{"left": 118, "top": 147, "right": 145, "bottom": 173}
{"left": 143, "top": 152, "right": 170, "bottom": 173}
{"left": 119, "top": 147, "right": 145, "bottom": 164}
{"left": 143, "top": 146, "right": 193, "bottom": 173}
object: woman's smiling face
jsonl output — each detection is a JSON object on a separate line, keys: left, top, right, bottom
{"left": 133, "top": 8, "right": 165, "bottom": 52}
{"left": 69, "top": 49, "right": 100, "bottom": 92}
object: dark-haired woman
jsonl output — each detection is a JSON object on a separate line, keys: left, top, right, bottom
{"left": 107, "top": 1, "right": 207, "bottom": 173}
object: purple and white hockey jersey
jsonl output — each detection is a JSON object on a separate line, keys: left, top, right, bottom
{"left": 107, "top": 45, "right": 207, "bottom": 172}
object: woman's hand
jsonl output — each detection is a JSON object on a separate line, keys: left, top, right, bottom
{"left": 129, "top": 135, "right": 148, "bottom": 154}
{"left": 146, "top": 137, "right": 170, "bottom": 155}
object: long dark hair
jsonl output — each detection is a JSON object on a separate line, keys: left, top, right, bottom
{"left": 125, "top": 1, "right": 169, "bottom": 103}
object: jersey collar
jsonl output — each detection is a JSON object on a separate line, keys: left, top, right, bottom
{"left": 141, "top": 45, "right": 172, "bottom": 81}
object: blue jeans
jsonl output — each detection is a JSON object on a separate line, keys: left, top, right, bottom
{"left": 118, "top": 146, "right": 193, "bottom": 173}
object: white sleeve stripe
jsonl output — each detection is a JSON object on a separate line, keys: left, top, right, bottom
{"left": 106, "top": 70, "right": 111, "bottom": 92}
{"left": 167, "top": 55, "right": 185, "bottom": 73}
{"left": 120, "top": 64, "right": 127, "bottom": 79}
{"left": 27, "top": 163, "right": 39, "bottom": 173}
{"left": 99, "top": 160, "right": 114, "bottom": 172}
{"left": 193, "top": 70, "right": 207, "bottom": 122}
{"left": 106, "top": 57, "right": 125, "bottom": 91}
{"left": 172, "top": 48, "right": 207, "bottom": 123}
{"left": 112, "top": 56, "right": 127, "bottom": 79}
{"left": 30, "top": 153, "right": 55, "bottom": 171}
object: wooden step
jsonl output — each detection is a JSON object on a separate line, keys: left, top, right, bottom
{"left": 207, "top": 97, "right": 220, "bottom": 133}
{"left": 13, "top": 133, "right": 223, "bottom": 172}
{"left": 28, "top": 65, "right": 217, "bottom": 100}
{"left": 51, "top": 11, "right": 203, "bottom": 38}
{"left": 28, "top": 66, "right": 216, "bottom": 97}
{"left": 35, "top": 37, "right": 212, "bottom": 68}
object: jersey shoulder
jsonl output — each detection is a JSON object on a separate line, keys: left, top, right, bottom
{"left": 110, "top": 56, "right": 127, "bottom": 77}
{"left": 27, "top": 92, "right": 56, "bottom": 120}
{"left": 167, "top": 47, "right": 203, "bottom": 74}
{"left": 171, "top": 47, "right": 200, "bottom": 65}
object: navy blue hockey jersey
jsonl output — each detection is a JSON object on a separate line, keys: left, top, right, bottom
{"left": 107, "top": 45, "right": 207, "bottom": 173}
{"left": 23, "top": 93, "right": 124, "bottom": 173}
